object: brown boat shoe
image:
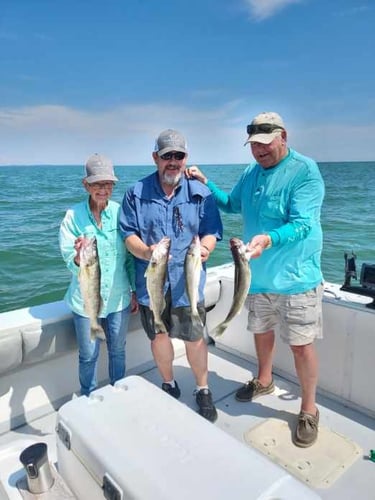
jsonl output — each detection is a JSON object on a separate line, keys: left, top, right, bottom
{"left": 235, "top": 378, "right": 275, "bottom": 402}
{"left": 293, "top": 408, "right": 320, "bottom": 448}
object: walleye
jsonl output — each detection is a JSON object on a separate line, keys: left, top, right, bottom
{"left": 184, "top": 235, "right": 204, "bottom": 329}
{"left": 145, "top": 236, "right": 171, "bottom": 334}
{"left": 213, "top": 237, "right": 252, "bottom": 337}
{"left": 78, "top": 236, "right": 105, "bottom": 340}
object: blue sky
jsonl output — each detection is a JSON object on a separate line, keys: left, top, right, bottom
{"left": 1, "top": 0, "right": 374, "bottom": 165}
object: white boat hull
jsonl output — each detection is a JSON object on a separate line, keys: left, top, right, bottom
{"left": 0, "top": 263, "right": 374, "bottom": 499}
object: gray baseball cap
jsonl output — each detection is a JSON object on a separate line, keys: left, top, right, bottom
{"left": 154, "top": 129, "right": 188, "bottom": 156}
{"left": 84, "top": 153, "right": 118, "bottom": 183}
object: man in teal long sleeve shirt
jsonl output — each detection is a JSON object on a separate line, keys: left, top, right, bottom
{"left": 186, "top": 112, "right": 324, "bottom": 447}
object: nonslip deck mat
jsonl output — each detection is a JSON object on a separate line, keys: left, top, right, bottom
{"left": 244, "top": 418, "right": 362, "bottom": 489}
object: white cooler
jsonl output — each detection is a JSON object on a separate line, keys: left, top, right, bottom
{"left": 56, "top": 375, "right": 320, "bottom": 500}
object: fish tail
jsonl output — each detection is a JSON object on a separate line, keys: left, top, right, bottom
{"left": 192, "top": 312, "right": 203, "bottom": 329}
{"left": 213, "top": 322, "right": 228, "bottom": 338}
{"left": 192, "top": 313, "right": 214, "bottom": 344}
{"left": 90, "top": 323, "right": 106, "bottom": 341}
{"left": 154, "top": 319, "right": 168, "bottom": 334}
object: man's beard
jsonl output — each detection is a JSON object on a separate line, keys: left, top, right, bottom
{"left": 162, "top": 171, "right": 182, "bottom": 186}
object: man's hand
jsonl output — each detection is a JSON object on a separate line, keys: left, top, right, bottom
{"left": 246, "top": 234, "right": 272, "bottom": 258}
{"left": 185, "top": 165, "right": 208, "bottom": 184}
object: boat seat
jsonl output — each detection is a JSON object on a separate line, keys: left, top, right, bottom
{"left": 21, "top": 318, "right": 77, "bottom": 367}
{"left": 0, "top": 327, "right": 23, "bottom": 375}
{"left": 0, "top": 278, "right": 222, "bottom": 377}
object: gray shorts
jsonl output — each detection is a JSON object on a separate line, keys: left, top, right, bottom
{"left": 139, "top": 289, "right": 206, "bottom": 342}
{"left": 246, "top": 284, "right": 323, "bottom": 346}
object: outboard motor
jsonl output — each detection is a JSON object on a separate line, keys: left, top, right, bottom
{"left": 341, "top": 251, "right": 375, "bottom": 309}
{"left": 343, "top": 251, "right": 357, "bottom": 287}
{"left": 19, "top": 442, "right": 54, "bottom": 494}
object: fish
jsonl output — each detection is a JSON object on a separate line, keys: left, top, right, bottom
{"left": 78, "top": 236, "right": 105, "bottom": 341}
{"left": 184, "top": 235, "right": 204, "bottom": 330}
{"left": 212, "top": 237, "right": 252, "bottom": 337}
{"left": 145, "top": 236, "right": 171, "bottom": 334}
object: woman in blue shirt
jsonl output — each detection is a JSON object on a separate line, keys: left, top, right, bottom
{"left": 59, "top": 153, "right": 137, "bottom": 396}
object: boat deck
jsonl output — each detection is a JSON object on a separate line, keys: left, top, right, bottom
{"left": 0, "top": 344, "right": 374, "bottom": 500}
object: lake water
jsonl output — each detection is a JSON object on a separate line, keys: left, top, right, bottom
{"left": 0, "top": 162, "right": 374, "bottom": 313}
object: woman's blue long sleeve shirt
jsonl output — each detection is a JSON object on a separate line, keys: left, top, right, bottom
{"left": 59, "top": 198, "right": 135, "bottom": 316}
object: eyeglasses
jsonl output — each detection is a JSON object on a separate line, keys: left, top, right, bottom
{"left": 89, "top": 182, "right": 115, "bottom": 189}
{"left": 246, "top": 123, "right": 284, "bottom": 135}
{"left": 159, "top": 152, "right": 186, "bottom": 161}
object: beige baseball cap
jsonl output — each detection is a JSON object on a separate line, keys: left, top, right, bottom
{"left": 244, "top": 112, "right": 285, "bottom": 145}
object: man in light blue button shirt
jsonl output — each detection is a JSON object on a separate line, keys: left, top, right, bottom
{"left": 60, "top": 154, "right": 137, "bottom": 396}
{"left": 119, "top": 130, "right": 222, "bottom": 422}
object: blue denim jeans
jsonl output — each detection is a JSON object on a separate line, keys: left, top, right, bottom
{"left": 72, "top": 306, "right": 130, "bottom": 396}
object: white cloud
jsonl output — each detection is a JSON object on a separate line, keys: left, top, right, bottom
{"left": 1, "top": 102, "right": 374, "bottom": 165}
{"left": 0, "top": 102, "right": 250, "bottom": 165}
{"left": 289, "top": 122, "right": 375, "bottom": 162}
{"left": 244, "top": 0, "right": 303, "bottom": 21}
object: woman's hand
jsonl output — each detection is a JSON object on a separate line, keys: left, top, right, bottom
{"left": 130, "top": 292, "right": 139, "bottom": 314}
{"left": 73, "top": 236, "right": 85, "bottom": 266}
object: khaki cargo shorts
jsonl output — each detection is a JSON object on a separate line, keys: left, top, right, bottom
{"left": 246, "top": 284, "right": 323, "bottom": 346}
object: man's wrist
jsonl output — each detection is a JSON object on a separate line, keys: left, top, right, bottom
{"left": 263, "top": 235, "right": 272, "bottom": 249}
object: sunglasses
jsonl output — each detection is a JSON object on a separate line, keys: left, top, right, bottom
{"left": 246, "top": 123, "right": 284, "bottom": 135}
{"left": 159, "top": 152, "right": 186, "bottom": 161}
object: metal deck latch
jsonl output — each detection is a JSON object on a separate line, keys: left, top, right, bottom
{"left": 56, "top": 421, "right": 72, "bottom": 450}
{"left": 103, "top": 473, "right": 123, "bottom": 500}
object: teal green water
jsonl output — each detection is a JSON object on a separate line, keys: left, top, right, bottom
{"left": 1, "top": 162, "right": 374, "bottom": 313}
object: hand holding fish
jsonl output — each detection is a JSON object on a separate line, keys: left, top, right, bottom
{"left": 200, "top": 237, "right": 215, "bottom": 263}
{"left": 130, "top": 292, "right": 139, "bottom": 314}
{"left": 246, "top": 234, "right": 272, "bottom": 258}
{"left": 200, "top": 244, "right": 210, "bottom": 263}
{"left": 145, "top": 243, "right": 161, "bottom": 260}
{"left": 185, "top": 165, "right": 208, "bottom": 184}
{"left": 73, "top": 236, "right": 85, "bottom": 265}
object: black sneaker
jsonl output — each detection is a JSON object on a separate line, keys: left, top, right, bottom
{"left": 235, "top": 378, "right": 274, "bottom": 402}
{"left": 161, "top": 381, "right": 181, "bottom": 399}
{"left": 196, "top": 388, "right": 218, "bottom": 422}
